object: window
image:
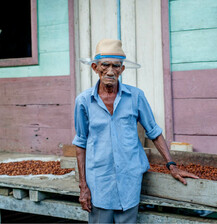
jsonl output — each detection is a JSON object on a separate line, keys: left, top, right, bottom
{"left": 0, "top": 0, "right": 38, "bottom": 67}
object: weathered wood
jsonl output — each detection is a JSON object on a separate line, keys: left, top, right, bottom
{"left": 29, "top": 190, "right": 49, "bottom": 202}
{"left": 0, "top": 187, "right": 11, "bottom": 196}
{"left": 0, "top": 76, "right": 71, "bottom": 105}
{"left": 121, "top": 0, "right": 137, "bottom": 87}
{"left": 140, "top": 195, "right": 217, "bottom": 212}
{"left": 60, "top": 157, "right": 79, "bottom": 182}
{"left": 170, "top": 0, "right": 217, "bottom": 31}
{"left": 137, "top": 210, "right": 216, "bottom": 223}
{"left": 171, "top": 29, "right": 217, "bottom": 64}
{"left": 0, "top": 195, "right": 88, "bottom": 221}
{"left": 39, "top": 23, "right": 69, "bottom": 54}
{"left": 62, "top": 145, "right": 77, "bottom": 157}
{"left": 142, "top": 172, "right": 217, "bottom": 208}
{"left": 172, "top": 61, "right": 217, "bottom": 72}
{"left": 174, "top": 135, "right": 217, "bottom": 154}
{"left": 145, "top": 148, "right": 217, "bottom": 167}
{"left": 13, "top": 189, "right": 28, "bottom": 200}
{"left": 0, "top": 52, "right": 70, "bottom": 78}
{"left": 161, "top": 0, "right": 173, "bottom": 144}
{"left": 0, "top": 127, "right": 71, "bottom": 155}
{"left": 60, "top": 157, "right": 77, "bottom": 169}
{"left": 174, "top": 99, "right": 217, "bottom": 135}
{"left": 78, "top": 0, "right": 92, "bottom": 92}
{"left": 136, "top": 0, "right": 166, "bottom": 138}
{"left": 0, "top": 195, "right": 215, "bottom": 223}
{"left": 0, "top": 104, "right": 71, "bottom": 129}
{"left": 90, "top": 0, "right": 117, "bottom": 86}
{"left": 172, "top": 69, "right": 217, "bottom": 99}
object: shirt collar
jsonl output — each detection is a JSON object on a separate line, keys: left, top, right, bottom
{"left": 91, "top": 79, "right": 131, "bottom": 100}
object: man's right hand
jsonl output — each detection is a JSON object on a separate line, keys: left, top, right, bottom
{"left": 79, "top": 184, "right": 92, "bottom": 212}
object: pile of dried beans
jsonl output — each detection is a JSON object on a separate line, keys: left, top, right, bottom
{"left": 0, "top": 160, "right": 74, "bottom": 176}
{"left": 149, "top": 163, "right": 217, "bottom": 181}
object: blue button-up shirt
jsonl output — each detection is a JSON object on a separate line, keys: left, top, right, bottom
{"left": 73, "top": 80, "right": 162, "bottom": 211}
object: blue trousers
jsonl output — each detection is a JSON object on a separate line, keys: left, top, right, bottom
{"left": 88, "top": 204, "right": 139, "bottom": 224}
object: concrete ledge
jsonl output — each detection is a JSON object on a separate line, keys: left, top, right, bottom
{"left": 0, "top": 195, "right": 215, "bottom": 223}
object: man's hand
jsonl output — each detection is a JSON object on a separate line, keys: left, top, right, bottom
{"left": 79, "top": 184, "right": 92, "bottom": 212}
{"left": 169, "top": 165, "right": 199, "bottom": 185}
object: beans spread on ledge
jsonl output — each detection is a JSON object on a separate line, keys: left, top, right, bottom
{"left": 149, "top": 163, "right": 217, "bottom": 181}
{"left": 0, "top": 160, "right": 74, "bottom": 176}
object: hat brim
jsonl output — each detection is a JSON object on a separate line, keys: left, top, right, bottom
{"left": 80, "top": 58, "right": 141, "bottom": 69}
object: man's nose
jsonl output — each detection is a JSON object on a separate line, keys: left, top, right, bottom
{"left": 107, "top": 65, "right": 114, "bottom": 75}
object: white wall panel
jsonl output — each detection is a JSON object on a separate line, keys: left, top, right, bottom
{"left": 90, "top": 0, "right": 118, "bottom": 86}
{"left": 121, "top": 0, "right": 137, "bottom": 86}
{"left": 74, "top": 0, "right": 165, "bottom": 133}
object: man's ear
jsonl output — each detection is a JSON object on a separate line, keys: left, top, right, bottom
{"left": 121, "top": 65, "right": 125, "bottom": 73}
{"left": 91, "top": 63, "right": 98, "bottom": 73}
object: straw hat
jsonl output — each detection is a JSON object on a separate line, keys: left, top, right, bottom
{"left": 80, "top": 39, "right": 141, "bottom": 69}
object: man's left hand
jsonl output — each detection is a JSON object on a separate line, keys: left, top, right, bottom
{"left": 169, "top": 165, "right": 199, "bottom": 185}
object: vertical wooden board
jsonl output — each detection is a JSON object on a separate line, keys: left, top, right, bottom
{"left": 0, "top": 127, "right": 71, "bottom": 155}
{"left": 90, "top": 0, "right": 118, "bottom": 86}
{"left": 171, "top": 29, "right": 217, "bottom": 63}
{"left": 73, "top": 0, "right": 81, "bottom": 95}
{"left": 38, "top": 0, "right": 69, "bottom": 26}
{"left": 172, "top": 70, "right": 217, "bottom": 99}
{"left": 174, "top": 99, "right": 217, "bottom": 135}
{"left": 79, "top": 0, "right": 92, "bottom": 92}
{"left": 121, "top": 0, "right": 137, "bottom": 87}
{"left": 136, "top": 0, "right": 165, "bottom": 132}
{"left": 136, "top": 0, "right": 154, "bottom": 109}
{"left": 152, "top": 0, "right": 165, "bottom": 133}
{"left": 170, "top": 0, "right": 217, "bottom": 31}
{"left": 175, "top": 135, "right": 217, "bottom": 154}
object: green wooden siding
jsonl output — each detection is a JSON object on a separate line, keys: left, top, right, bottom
{"left": 0, "top": 0, "right": 70, "bottom": 78}
{"left": 169, "top": 0, "right": 217, "bottom": 71}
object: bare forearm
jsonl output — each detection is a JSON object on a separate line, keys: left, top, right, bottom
{"left": 152, "top": 134, "right": 173, "bottom": 163}
{"left": 75, "top": 146, "right": 87, "bottom": 186}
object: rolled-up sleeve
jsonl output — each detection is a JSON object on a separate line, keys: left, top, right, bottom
{"left": 72, "top": 96, "right": 89, "bottom": 149}
{"left": 138, "top": 91, "right": 162, "bottom": 140}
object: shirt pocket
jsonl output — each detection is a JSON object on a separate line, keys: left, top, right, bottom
{"left": 118, "top": 115, "right": 138, "bottom": 144}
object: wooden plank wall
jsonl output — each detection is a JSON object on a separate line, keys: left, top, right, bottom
{"left": 74, "top": 0, "right": 165, "bottom": 136}
{"left": 0, "top": 0, "right": 75, "bottom": 155}
{"left": 172, "top": 69, "right": 217, "bottom": 154}
{"left": 0, "top": 0, "right": 70, "bottom": 78}
{"left": 169, "top": 0, "right": 217, "bottom": 153}
{"left": 0, "top": 76, "right": 72, "bottom": 155}
{"left": 170, "top": 0, "right": 217, "bottom": 71}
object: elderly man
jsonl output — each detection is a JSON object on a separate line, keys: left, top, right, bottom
{"left": 73, "top": 39, "right": 198, "bottom": 223}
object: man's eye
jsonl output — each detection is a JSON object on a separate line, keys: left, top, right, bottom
{"left": 102, "top": 63, "right": 109, "bottom": 67}
{"left": 113, "top": 64, "right": 121, "bottom": 68}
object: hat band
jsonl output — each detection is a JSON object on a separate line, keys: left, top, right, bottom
{"left": 94, "top": 54, "right": 126, "bottom": 60}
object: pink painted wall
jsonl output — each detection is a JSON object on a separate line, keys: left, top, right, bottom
{"left": 172, "top": 69, "right": 217, "bottom": 154}
{"left": 0, "top": 76, "right": 74, "bottom": 155}
{"left": 161, "top": 0, "right": 217, "bottom": 154}
{"left": 0, "top": 0, "right": 76, "bottom": 155}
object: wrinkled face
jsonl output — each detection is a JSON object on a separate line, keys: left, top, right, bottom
{"left": 91, "top": 59, "right": 125, "bottom": 86}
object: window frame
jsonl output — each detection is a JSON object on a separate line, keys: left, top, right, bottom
{"left": 0, "top": 0, "right": 38, "bottom": 67}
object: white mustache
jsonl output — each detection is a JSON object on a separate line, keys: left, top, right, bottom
{"left": 104, "top": 75, "right": 115, "bottom": 80}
